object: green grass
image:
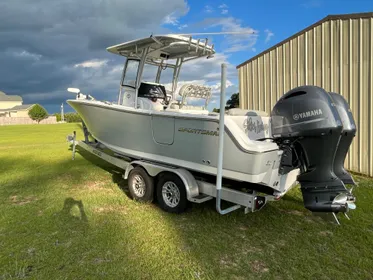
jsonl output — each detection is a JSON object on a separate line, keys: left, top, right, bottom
{"left": 1, "top": 123, "right": 373, "bottom": 280}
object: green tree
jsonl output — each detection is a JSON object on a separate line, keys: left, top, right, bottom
{"left": 212, "top": 92, "right": 240, "bottom": 113}
{"left": 28, "top": 104, "right": 48, "bottom": 123}
{"left": 226, "top": 93, "right": 239, "bottom": 109}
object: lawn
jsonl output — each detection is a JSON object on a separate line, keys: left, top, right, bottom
{"left": 1, "top": 123, "right": 373, "bottom": 280}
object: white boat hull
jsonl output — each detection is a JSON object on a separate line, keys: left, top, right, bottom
{"left": 67, "top": 99, "right": 299, "bottom": 193}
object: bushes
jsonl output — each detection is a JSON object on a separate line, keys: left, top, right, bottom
{"left": 28, "top": 104, "right": 48, "bottom": 123}
{"left": 54, "top": 113, "right": 61, "bottom": 122}
{"left": 65, "top": 113, "right": 82, "bottom": 123}
{"left": 53, "top": 112, "right": 82, "bottom": 123}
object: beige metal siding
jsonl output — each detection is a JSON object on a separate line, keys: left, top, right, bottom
{"left": 238, "top": 16, "right": 373, "bottom": 176}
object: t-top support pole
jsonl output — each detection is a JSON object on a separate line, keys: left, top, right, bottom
{"left": 216, "top": 63, "right": 241, "bottom": 215}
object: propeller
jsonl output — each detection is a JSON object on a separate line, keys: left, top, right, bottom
{"left": 331, "top": 192, "right": 357, "bottom": 225}
{"left": 333, "top": 192, "right": 356, "bottom": 210}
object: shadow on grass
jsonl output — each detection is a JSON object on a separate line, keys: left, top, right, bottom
{"left": 111, "top": 172, "right": 130, "bottom": 197}
{"left": 69, "top": 145, "right": 132, "bottom": 200}
{"left": 0, "top": 149, "right": 150, "bottom": 278}
{"left": 58, "top": 197, "right": 88, "bottom": 224}
{"left": 0, "top": 156, "right": 86, "bottom": 199}
{"left": 52, "top": 197, "right": 90, "bottom": 240}
{"left": 3, "top": 134, "right": 371, "bottom": 279}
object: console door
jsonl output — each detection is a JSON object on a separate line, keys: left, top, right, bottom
{"left": 151, "top": 116, "right": 175, "bottom": 145}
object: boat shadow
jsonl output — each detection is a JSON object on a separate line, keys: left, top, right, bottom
{"left": 68, "top": 144, "right": 132, "bottom": 199}
{"left": 111, "top": 172, "right": 130, "bottom": 198}
{"left": 65, "top": 144, "right": 338, "bottom": 279}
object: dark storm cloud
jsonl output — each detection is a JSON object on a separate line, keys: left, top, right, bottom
{"left": 0, "top": 0, "right": 188, "bottom": 111}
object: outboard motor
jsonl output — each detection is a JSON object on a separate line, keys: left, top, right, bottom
{"left": 329, "top": 92, "right": 357, "bottom": 185}
{"left": 271, "top": 86, "right": 356, "bottom": 213}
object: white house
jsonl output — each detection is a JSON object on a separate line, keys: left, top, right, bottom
{"left": 0, "top": 91, "right": 35, "bottom": 117}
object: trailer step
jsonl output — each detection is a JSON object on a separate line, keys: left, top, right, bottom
{"left": 190, "top": 194, "right": 213, "bottom": 203}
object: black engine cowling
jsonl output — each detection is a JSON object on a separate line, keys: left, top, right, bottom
{"left": 329, "top": 92, "right": 357, "bottom": 185}
{"left": 271, "top": 86, "right": 356, "bottom": 213}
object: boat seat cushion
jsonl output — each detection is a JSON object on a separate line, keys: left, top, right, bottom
{"left": 169, "top": 103, "right": 180, "bottom": 109}
{"left": 169, "top": 103, "right": 204, "bottom": 111}
{"left": 227, "top": 108, "right": 268, "bottom": 117}
{"left": 224, "top": 117, "right": 278, "bottom": 153}
{"left": 181, "top": 105, "right": 204, "bottom": 110}
{"left": 177, "top": 109, "right": 209, "bottom": 114}
{"left": 137, "top": 97, "right": 164, "bottom": 111}
{"left": 226, "top": 115, "right": 272, "bottom": 140}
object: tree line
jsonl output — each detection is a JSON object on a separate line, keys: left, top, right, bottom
{"left": 212, "top": 92, "right": 239, "bottom": 113}
{"left": 54, "top": 112, "right": 82, "bottom": 123}
{"left": 27, "top": 104, "right": 82, "bottom": 123}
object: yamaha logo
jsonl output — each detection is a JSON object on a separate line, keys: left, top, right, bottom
{"left": 293, "top": 109, "right": 323, "bottom": 121}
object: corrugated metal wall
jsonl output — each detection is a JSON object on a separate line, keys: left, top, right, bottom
{"left": 238, "top": 16, "right": 373, "bottom": 176}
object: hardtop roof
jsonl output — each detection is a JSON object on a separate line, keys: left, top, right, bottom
{"left": 106, "top": 34, "right": 215, "bottom": 60}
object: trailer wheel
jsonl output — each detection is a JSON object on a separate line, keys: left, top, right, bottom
{"left": 156, "top": 173, "right": 188, "bottom": 213}
{"left": 128, "top": 166, "right": 154, "bottom": 202}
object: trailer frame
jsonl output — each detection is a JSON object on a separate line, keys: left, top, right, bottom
{"left": 67, "top": 130, "right": 276, "bottom": 215}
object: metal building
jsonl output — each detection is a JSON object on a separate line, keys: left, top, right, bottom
{"left": 236, "top": 12, "right": 373, "bottom": 177}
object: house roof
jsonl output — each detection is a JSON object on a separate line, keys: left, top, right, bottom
{"left": 0, "top": 104, "right": 34, "bottom": 112}
{"left": 10, "top": 104, "right": 35, "bottom": 111}
{"left": 236, "top": 12, "right": 373, "bottom": 69}
{"left": 0, "top": 91, "right": 23, "bottom": 102}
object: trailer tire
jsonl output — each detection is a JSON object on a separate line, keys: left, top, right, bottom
{"left": 128, "top": 166, "right": 154, "bottom": 203}
{"left": 156, "top": 173, "right": 188, "bottom": 213}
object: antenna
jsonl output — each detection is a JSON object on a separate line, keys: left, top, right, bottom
{"left": 172, "top": 31, "right": 256, "bottom": 36}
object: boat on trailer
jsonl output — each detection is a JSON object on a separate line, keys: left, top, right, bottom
{"left": 66, "top": 34, "right": 357, "bottom": 224}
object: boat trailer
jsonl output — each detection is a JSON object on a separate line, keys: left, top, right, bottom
{"left": 67, "top": 128, "right": 276, "bottom": 215}
{"left": 66, "top": 63, "right": 282, "bottom": 215}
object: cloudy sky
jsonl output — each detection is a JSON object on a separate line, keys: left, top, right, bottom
{"left": 1, "top": 0, "right": 370, "bottom": 113}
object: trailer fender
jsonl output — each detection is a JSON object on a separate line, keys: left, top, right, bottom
{"left": 124, "top": 164, "right": 135, "bottom": 179}
{"left": 124, "top": 161, "right": 199, "bottom": 200}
